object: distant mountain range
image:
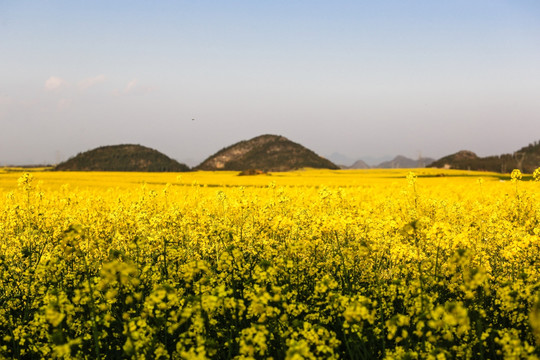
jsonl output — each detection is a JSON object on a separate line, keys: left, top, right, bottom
{"left": 327, "top": 153, "right": 393, "bottom": 167}
{"left": 348, "top": 159, "right": 370, "bottom": 169}
{"left": 51, "top": 135, "right": 540, "bottom": 173}
{"left": 338, "top": 140, "right": 540, "bottom": 172}
{"left": 341, "top": 156, "right": 434, "bottom": 169}
{"left": 375, "top": 155, "right": 435, "bottom": 169}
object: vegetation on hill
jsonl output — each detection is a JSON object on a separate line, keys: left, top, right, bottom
{"left": 50, "top": 137, "right": 540, "bottom": 174}
{"left": 54, "top": 144, "right": 190, "bottom": 172}
{"left": 429, "top": 141, "right": 540, "bottom": 173}
{"left": 196, "top": 134, "right": 339, "bottom": 171}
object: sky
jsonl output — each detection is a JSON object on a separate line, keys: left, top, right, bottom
{"left": 1, "top": 1, "right": 540, "bottom": 166}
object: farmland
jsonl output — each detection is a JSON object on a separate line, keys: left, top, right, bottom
{"left": 1, "top": 168, "right": 540, "bottom": 359}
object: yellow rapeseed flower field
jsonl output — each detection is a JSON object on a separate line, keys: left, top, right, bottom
{"left": 1, "top": 167, "right": 540, "bottom": 359}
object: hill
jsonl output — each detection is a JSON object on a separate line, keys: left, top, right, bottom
{"left": 429, "top": 141, "right": 540, "bottom": 173}
{"left": 428, "top": 150, "right": 480, "bottom": 170}
{"left": 55, "top": 144, "right": 190, "bottom": 172}
{"left": 348, "top": 159, "right": 370, "bottom": 169}
{"left": 195, "top": 135, "right": 339, "bottom": 171}
{"left": 375, "top": 155, "right": 435, "bottom": 169}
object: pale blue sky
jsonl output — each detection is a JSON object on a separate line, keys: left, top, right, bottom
{"left": 1, "top": 1, "right": 539, "bottom": 166}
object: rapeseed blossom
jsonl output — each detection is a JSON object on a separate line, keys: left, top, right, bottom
{"left": 0, "top": 168, "right": 539, "bottom": 359}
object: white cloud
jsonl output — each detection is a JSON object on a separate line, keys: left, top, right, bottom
{"left": 113, "top": 79, "right": 156, "bottom": 96}
{"left": 78, "top": 74, "right": 106, "bottom": 90}
{"left": 45, "top": 76, "right": 68, "bottom": 91}
{"left": 125, "top": 79, "right": 138, "bottom": 93}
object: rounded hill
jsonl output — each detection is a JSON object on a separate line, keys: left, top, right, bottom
{"left": 55, "top": 144, "right": 190, "bottom": 172}
{"left": 195, "top": 134, "right": 339, "bottom": 172}
{"left": 429, "top": 142, "right": 540, "bottom": 173}
{"left": 428, "top": 151, "right": 480, "bottom": 170}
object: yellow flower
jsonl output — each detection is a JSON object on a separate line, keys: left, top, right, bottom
{"left": 533, "top": 167, "right": 540, "bottom": 182}
{"left": 510, "top": 169, "right": 522, "bottom": 182}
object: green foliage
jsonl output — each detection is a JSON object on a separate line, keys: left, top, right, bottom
{"left": 196, "top": 134, "right": 340, "bottom": 171}
{"left": 429, "top": 140, "right": 540, "bottom": 173}
{"left": 54, "top": 144, "right": 190, "bottom": 172}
